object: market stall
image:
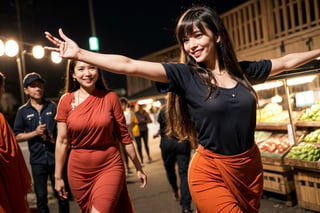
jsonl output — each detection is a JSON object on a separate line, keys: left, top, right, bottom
{"left": 254, "top": 66, "right": 320, "bottom": 211}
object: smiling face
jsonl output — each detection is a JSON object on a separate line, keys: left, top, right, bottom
{"left": 182, "top": 24, "right": 220, "bottom": 68}
{"left": 72, "top": 61, "right": 99, "bottom": 91}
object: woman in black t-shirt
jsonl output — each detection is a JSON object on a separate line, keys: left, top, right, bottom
{"left": 45, "top": 5, "right": 320, "bottom": 213}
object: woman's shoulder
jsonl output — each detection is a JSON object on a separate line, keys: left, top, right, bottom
{"left": 162, "top": 63, "right": 198, "bottom": 81}
{"left": 156, "top": 63, "right": 198, "bottom": 95}
{"left": 98, "top": 89, "right": 117, "bottom": 98}
{"left": 0, "top": 112, "right": 5, "bottom": 123}
{"left": 56, "top": 92, "right": 74, "bottom": 110}
{"left": 239, "top": 60, "right": 272, "bottom": 72}
{"left": 96, "top": 90, "right": 119, "bottom": 103}
{"left": 239, "top": 60, "right": 272, "bottom": 84}
{"left": 59, "top": 92, "right": 74, "bottom": 102}
{"left": 163, "top": 62, "right": 195, "bottom": 73}
{"left": 0, "top": 113, "right": 7, "bottom": 131}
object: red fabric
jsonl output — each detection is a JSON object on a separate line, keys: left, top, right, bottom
{"left": 188, "top": 144, "right": 263, "bottom": 213}
{"left": 0, "top": 113, "right": 32, "bottom": 213}
{"left": 56, "top": 90, "right": 134, "bottom": 212}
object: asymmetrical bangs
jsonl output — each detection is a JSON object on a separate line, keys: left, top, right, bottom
{"left": 176, "top": 7, "right": 218, "bottom": 46}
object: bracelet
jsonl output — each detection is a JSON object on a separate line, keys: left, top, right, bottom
{"left": 55, "top": 177, "right": 62, "bottom": 181}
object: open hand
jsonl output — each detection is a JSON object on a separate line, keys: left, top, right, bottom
{"left": 44, "top": 28, "right": 80, "bottom": 59}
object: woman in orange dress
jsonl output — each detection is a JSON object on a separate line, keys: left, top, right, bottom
{"left": 54, "top": 60, "right": 147, "bottom": 213}
{"left": 0, "top": 72, "right": 32, "bottom": 213}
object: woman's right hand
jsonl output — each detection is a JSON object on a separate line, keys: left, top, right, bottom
{"left": 55, "top": 178, "right": 68, "bottom": 199}
{"left": 44, "top": 28, "right": 80, "bottom": 59}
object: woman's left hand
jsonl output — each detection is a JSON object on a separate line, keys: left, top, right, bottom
{"left": 137, "top": 170, "right": 147, "bottom": 188}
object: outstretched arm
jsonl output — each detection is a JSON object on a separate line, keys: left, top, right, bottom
{"left": 45, "top": 29, "right": 168, "bottom": 83}
{"left": 269, "top": 49, "right": 320, "bottom": 76}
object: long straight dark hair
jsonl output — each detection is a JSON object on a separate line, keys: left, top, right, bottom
{"left": 166, "top": 5, "right": 257, "bottom": 148}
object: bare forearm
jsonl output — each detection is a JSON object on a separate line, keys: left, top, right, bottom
{"left": 77, "top": 48, "right": 167, "bottom": 82}
{"left": 45, "top": 29, "right": 168, "bottom": 83}
{"left": 16, "top": 131, "right": 38, "bottom": 142}
{"left": 270, "top": 48, "right": 320, "bottom": 76}
{"left": 124, "top": 142, "right": 143, "bottom": 171}
{"left": 55, "top": 140, "right": 68, "bottom": 179}
{"left": 283, "top": 49, "right": 320, "bottom": 68}
{"left": 78, "top": 49, "right": 132, "bottom": 73}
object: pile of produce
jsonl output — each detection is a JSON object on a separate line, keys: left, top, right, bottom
{"left": 254, "top": 131, "right": 272, "bottom": 143}
{"left": 256, "top": 103, "right": 300, "bottom": 122}
{"left": 299, "top": 103, "right": 320, "bottom": 121}
{"left": 256, "top": 103, "right": 287, "bottom": 122}
{"left": 303, "top": 129, "right": 320, "bottom": 142}
{"left": 286, "top": 142, "right": 320, "bottom": 161}
{"left": 257, "top": 134, "right": 291, "bottom": 154}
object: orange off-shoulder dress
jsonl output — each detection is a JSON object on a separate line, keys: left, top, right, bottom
{"left": 56, "top": 89, "right": 134, "bottom": 213}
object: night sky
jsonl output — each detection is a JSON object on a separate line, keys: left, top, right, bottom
{"left": 0, "top": 0, "right": 248, "bottom": 103}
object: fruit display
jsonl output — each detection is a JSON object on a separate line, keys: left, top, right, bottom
{"left": 257, "top": 103, "right": 286, "bottom": 122}
{"left": 303, "top": 129, "right": 320, "bottom": 142}
{"left": 256, "top": 103, "right": 299, "bottom": 122}
{"left": 257, "top": 134, "right": 291, "bottom": 154}
{"left": 299, "top": 103, "right": 320, "bottom": 121}
{"left": 254, "top": 131, "right": 272, "bottom": 143}
{"left": 286, "top": 142, "right": 320, "bottom": 161}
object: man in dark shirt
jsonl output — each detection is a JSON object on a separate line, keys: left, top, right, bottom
{"left": 13, "top": 72, "right": 70, "bottom": 213}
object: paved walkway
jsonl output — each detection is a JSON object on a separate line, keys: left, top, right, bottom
{"left": 24, "top": 123, "right": 317, "bottom": 212}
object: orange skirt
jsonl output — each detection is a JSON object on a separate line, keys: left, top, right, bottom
{"left": 188, "top": 144, "right": 263, "bottom": 213}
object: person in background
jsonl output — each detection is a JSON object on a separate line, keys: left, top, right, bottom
{"left": 120, "top": 97, "right": 139, "bottom": 175}
{"left": 14, "top": 72, "right": 70, "bottom": 213}
{"left": 149, "top": 105, "right": 159, "bottom": 125}
{"left": 0, "top": 72, "right": 32, "bottom": 213}
{"left": 44, "top": 4, "right": 320, "bottom": 212}
{"left": 135, "top": 104, "right": 153, "bottom": 164}
{"left": 153, "top": 94, "right": 193, "bottom": 213}
{"left": 130, "top": 104, "right": 141, "bottom": 148}
{"left": 53, "top": 60, "right": 146, "bottom": 212}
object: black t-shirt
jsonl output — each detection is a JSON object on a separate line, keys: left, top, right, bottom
{"left": 156, "top": 60, "right": 271, "bottom": 155}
